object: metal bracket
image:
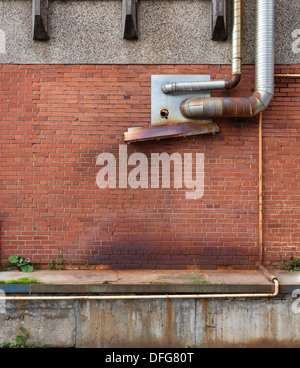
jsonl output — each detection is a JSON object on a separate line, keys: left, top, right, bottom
{"left": 32, "top": 0, "right": 49, "bottom": 41}
{"left": 211, "top": 0, "right": 228, "bottom": 41}
{"left": 122, "top": 0, "right": 138, "bottom": 40}
{"left": 151, "top": 75, "right": 211, "bottom": 125}
{"left": 124, "top": 75, "right": 219, "bottom": 143}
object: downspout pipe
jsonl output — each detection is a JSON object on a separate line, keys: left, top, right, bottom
{"left": 161, "top": 0, "right": 242, "bottom": 94}
{"left": 0, "top": 280, "right": 279, "bottom": 301}
{"left": 180, "top": 0, "right": 274, "bottom": 119}
{"left": 258, "top": 113, "right": 279, "bottom": 292}
{"left": 258, "top": 113, "right": 263, "bottom": 266}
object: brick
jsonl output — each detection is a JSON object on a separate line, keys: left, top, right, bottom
{"left": 0, "top": 64, "right": 299, "bottom": 269}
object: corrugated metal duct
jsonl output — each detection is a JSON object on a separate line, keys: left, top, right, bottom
{"left": 180, "top": 0, "right": 274, "bottom": 118}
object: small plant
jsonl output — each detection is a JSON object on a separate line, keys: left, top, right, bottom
{"left": 48, "top": 250, "right": 65, "bottom": 270}
{"left": 284, "top": 256, "right": 300, "bottom": 272}
{"left": 8, "top": 255, "right": 34, "bottom": 273}
{"left": 58, "top": 252, "right": 64, "bottom": 266}
{"left": 0, "top": 327, "right": 48, "bottom": 348}
{"left": 192, "top": 274, "right": 209, "bottom": 284}
{"left": 84, "top": 261, "right": 89, "bottom": 269}
{"left": 48, "top": 259, "right": 57, "bottom": 270}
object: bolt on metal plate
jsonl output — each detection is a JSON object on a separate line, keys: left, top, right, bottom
{"left": 151, "top": 75, "right": 212, "bottom": 126}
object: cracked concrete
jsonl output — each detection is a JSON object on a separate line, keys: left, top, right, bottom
{"left": 0, "top": 269, "right": 298, "bottom": 286}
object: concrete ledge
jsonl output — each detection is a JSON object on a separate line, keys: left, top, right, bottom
{"left": 0, "top": 283, "right": 276, "bottom": 295}
{"left": 0, "top": 269, "right": 299, "bottom": 295}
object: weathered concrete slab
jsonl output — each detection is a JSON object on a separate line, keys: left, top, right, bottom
{"left": 0, "top": 295, "right": 299, "bottom": 347}
{"left": 0, "top": 269, "right": 275, "bottom": 285}
{"left": 195, "top": 296, "right": 300, "bottom": 348}
{"left": 0, "top": 270, "right": 299, "bottom": 294}
{"left": 0, "top": 299, "right": 76, "bottom": 347}
{"left": 0, "top": 270, "right": 299, "bottom": 348}
{"left": 76, "top": 299, "right": 196, "bottom": 348}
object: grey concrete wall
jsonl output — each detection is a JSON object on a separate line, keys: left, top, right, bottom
{"left": 0, "top": 0, "right": 299, "bottom": 65}
{"left": 0, "top": 295, "right": 300, "bottom": 347}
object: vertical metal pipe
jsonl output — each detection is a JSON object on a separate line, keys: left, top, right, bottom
{"left": 255, "top": 0, "right": 274, "bottom": 109}
{"left": 180, "top": 0, "right": 275, "bottom": 119}
{"left": 231, "top": 0, "right": 241, "bottom": 75}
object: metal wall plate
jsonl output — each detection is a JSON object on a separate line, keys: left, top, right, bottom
{"left": 151, "top": 75, "right": 211, "bottom": 125}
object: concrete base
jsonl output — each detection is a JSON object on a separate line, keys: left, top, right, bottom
{"left": 0, "top": 270, "right": 299, "bottom": 347}
{"left": 0, "top": 269, "right": 298, "bottom": 287}
{"left": 0, "top": 295, "right": 300, "bottom": 348}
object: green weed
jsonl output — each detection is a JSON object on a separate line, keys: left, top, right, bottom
{"left": 0, "top": 327, "right": 48, "bottom": 348}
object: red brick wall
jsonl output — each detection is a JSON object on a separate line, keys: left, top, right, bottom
{"left": 0, "top": 64, "right": 299, "bottom": 270}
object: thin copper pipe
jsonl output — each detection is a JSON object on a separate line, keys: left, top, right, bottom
{"left": 0, "top": 282, "right": 279, "bottom": 301}
{"left": 258, "top": 112, "right": 263, "bottom": 266}
{"left": 257, "top": 114, "right": 279, "bottom": 290}
{"left": 274, "top": 74, "right": 300, "bottom": 78}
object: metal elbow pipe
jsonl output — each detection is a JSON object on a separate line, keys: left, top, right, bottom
{"left": 180, "top": 0, "right": 274, "bottom": 119}
{"left": 162, "top": 74, "right": 241, "bottom": 94}
{"left": 180, "top": 91, "right": 272, "bottom": 119}
{"left": 162, "top": 0, "right": 242, "bottom": 94}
